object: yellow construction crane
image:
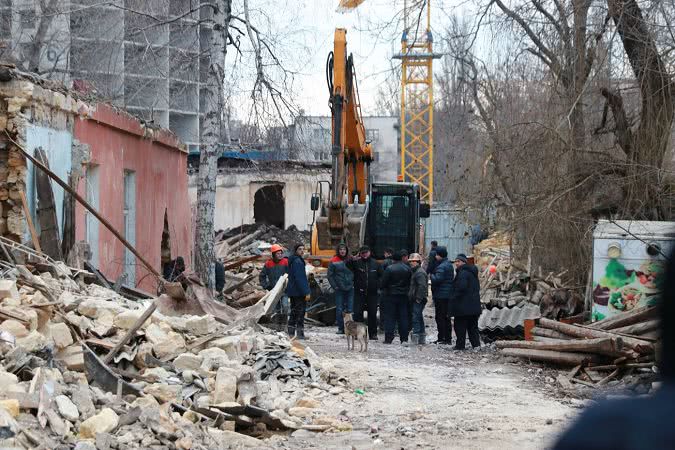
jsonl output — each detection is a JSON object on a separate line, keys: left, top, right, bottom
{"left": 338, "top": 0, "right": 438, "bottom": 205}
{"left": 394, "top": 0, "right": 438, "bottom": 205}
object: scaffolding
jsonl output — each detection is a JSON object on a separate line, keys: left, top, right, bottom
{"left": 395, "top": 0, "right": 439, "bottom": 204}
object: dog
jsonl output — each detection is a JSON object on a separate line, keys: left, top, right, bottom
{"left": 343, "top": 312, "right": 368, "bottom": 352}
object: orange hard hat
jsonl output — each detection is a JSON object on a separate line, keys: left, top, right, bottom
{"left": 270, "top": 244, "right": 284, "bottom": 254}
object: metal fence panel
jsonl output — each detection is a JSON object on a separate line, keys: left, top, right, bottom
{"left": 424, "top": 208, "right": 471, "bottom": 257}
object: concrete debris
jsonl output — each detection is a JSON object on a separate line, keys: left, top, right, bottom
{"left": 0, "top": 254, "right": 329, "bottom": 448}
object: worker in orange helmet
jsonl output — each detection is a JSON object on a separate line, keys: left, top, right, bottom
{"left": 259, "top": 243, "right": 289, "bottom": 330}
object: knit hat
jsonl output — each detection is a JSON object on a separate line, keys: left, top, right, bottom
{"left": 454, "top": 254, "right": 468, "bottom": 263}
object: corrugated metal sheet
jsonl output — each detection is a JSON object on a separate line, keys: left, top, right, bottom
{"left": 478, "top": 304, "right": 540, "bottom": 341}
{"left": 424, "top": 207, "right": 471, "bottom": 257}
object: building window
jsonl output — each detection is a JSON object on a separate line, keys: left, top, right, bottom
{"left": 123, "top": 170, "right": 136, "bottom": 286}
{"left": 366, "top": 129, "right": 380, "bottom": 143}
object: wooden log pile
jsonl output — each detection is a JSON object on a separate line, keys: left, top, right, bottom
{"left": 476, "top": 234, "right": 583, "bottom": 319}
{"left": 498, "top": 306, "right": 660, "bottom": 387}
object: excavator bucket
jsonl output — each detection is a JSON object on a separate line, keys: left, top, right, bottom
{"left": 315, "top": 202, "right": 368, "bottom": 253}
{"left": 337, "top": 0, "right": 366, "bottom": 12}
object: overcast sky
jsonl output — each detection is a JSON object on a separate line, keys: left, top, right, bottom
{"left": 229, "top": 0, "right": 471, "bottom": 119}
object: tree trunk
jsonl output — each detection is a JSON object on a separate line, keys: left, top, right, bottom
{"left": 500, "top": 348, "right": 602, "bottom": 366}
{"left": 496, "top": 337, "right": 629, "bottom": 357}
{"left": 194, "top": 1, "right": 232, "bottom": 288}
{"left": 538, "top": 318, "right": 653, "bottom": 354}
{"left": 590, "top": 305, "right": 658, "bottom": 330}
{"left": 606, "top": 0, "right": 674, "bottom": 218}
{"left": 611, "top": 319, "right": 660, "bottom": 336}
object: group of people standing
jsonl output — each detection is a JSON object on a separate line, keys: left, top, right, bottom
{"left": 259, "top": 240, "right": 482, "bottom": 349}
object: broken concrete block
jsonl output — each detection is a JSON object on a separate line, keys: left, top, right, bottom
{"left": 49, "top": 322, "right": 74, "bottom": 349}
{"left": 79, "top": 408, "right": 119, "bottom": 439}
{"left": 65, "top": 311, "right": 93, "bottom": 332}
{"left": 0, "top": 399, "right": 19, "bottom": 417}
{"left": 211, "top": 367, "right": 238, "bottom": 405}
{"left": 54, "top": 395, "right": 79, "bottom": 422}
{"left": 46, "top": 408, "right": 71, "bottom": 436}
{"left": 0, "top": 280, "right": 19, "bottom": 300}
{"left": 143, "top": 383, "right": 182, "bottom": 404}
{"left": 184, "top": 315, "right": 216, "bottom": 336}
{"left": 211, "top": 336, "right": 242, "bottom": 358}
{"left": 173, "top": 353, "right": 203, "bottom": 372}
{"left": 146, "top": 323, "right": 186, "bottom": 359}
{"left": 74, "top": 441, "right": 97, "bottom": 450}
{"left": 288, "top": 407, "right": 316, "bottom": 418}
{"left": 56, "top": 344, "right": 85, "bottom": 371}
{"left": 295, "top": 398, "right": 320, "bottom": 409}
{"left": 198, "top": 347, "right": 230, "bottom": 370}
{"left": 207, "top": 429, "right": 261, "bottom": 448}
{"left": 77, "top": 299, "right": 124, "bottom": 319}
{"left": 142, "top": 367, "right": 172, "bottom": 383}
{"left": 131, "top": 395, "right": 159, "bottom": 409}
{"left": 2, "top": 307, "right": 38, "bottom": 330}
{"left": 71, "top": 385, "right": 96, "bottom": 419}
{"left": 0, "top": 370, "right": 19, "bottom": 386}
{"left": 16, "top": 330, "right": 48, "bottom": 352}
{"left": 133, "top": 342, "right": 153, "bottom": 369}
{"left": 0, "top": 319, "right": 28, "bottom": 338}
{"left": 113, "top": 310, "right": 144, "bottom": 330}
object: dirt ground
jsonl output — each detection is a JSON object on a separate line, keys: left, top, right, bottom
{"left": 266, "top": 307, "right": 587, "bottom": 450}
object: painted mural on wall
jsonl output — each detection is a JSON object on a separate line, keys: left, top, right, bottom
{"left": 592, "top": 258, "right": 665, "bottom": 321}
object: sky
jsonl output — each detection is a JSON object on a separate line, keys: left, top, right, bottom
{"left": 228, "top": 0, "right": 470, "bottom": 120}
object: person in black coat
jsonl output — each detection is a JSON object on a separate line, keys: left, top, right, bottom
{"left": 430, "top": 246, "right": 454, "bottom": 344}
{"left": 380, "top": 250, "right": 412, "bottom": 344}
{"left": 553, "top": 248, "right": 675, "bottom": 450}
{"left": 348, "top": 245, "right": 383, "bottom": 339}
{"left": 426, "top": 241, "right": 439, "bottom": 274}
{"left": 285, "top": 243, "right": 310, "bottom": 339}
{"left": 451, "top": 254, "right": 481, "bottom": 350}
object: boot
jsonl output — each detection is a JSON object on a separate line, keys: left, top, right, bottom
{"left": 296, "top": 327, "right": 306, "bottom": 340}
{"left": 417, "top": 334, "right": 426, "bottom": 345}
{"left": 287, "top": 325, "right": 296, "bottom": 338}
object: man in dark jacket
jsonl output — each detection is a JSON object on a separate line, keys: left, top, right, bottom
{"left": 380, "top": 250, "right": 412, "bottom": 344}
{"left": 260, "top": 244, "right": 289, "bottom": 330}
{"left": 349, "top": 245, "right": 382, "bottom": 339}
{"left": 451, "top": 254, "right": 481, "bottom": 350}
{"left": 408, "top": 253, "right": 428, "bottom": 344}
{"left": 426, "top": 241, "right": 439, "bottom": 274}
{"left": 430, "top": 246, "right": 454, "bottom": 344}
{"left": 382, "top": 247, "right": 394, "bottom": 270}
{"left": 163, "top": 256, "right": 185, "bottom": 282}
{"left": 328, "top": 243, "right": 354, "bottom": 334}
{"left": 285, "top": 244, "right": 310, "bottom": 339}
{"left": 553, "top": 248, "right": 675, "bottom": 450}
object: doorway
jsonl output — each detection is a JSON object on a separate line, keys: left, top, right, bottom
{"left": 253, "top": 184, "right": 284, "bottom": 228}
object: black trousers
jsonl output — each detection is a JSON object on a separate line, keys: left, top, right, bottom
{"left": 434, "top": 297, "right": 451, "bottom": 343}
{"left": 454, "top": 315, "right": 481, "bottom": 349}
{"left": 288, "top": 296, "right": 306, "bottom": 330}
{"left": 355, "top": 292, "right": 379, "bottom": 337}
{"left": 384, "top": 295, "right": 409, "bottom": 343}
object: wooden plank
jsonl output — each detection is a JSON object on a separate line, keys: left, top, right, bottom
{"left": 19, "top": 189, "right": 41, "bottom": 253}
{"left": 223, "top": 255, "right": 260, "bottom": 271}
{"left": 34, "top": 148, "right": 62, "bottom": 260}
{"left": 103, "top": 299, "right": 157, "bottom": 365}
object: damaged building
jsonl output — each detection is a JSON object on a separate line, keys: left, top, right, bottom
{"left": 0, "top": 68, "right": 191, "bottom": 292}
{"left": 189, "top": 159, "right": 330, "bottom": 232}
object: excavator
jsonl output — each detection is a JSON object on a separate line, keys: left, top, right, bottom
{"left": 309, "top": 29, "right": 429, "bottom": 264}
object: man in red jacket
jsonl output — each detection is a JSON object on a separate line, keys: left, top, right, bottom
{"left": 260, "top": 244, "right": 289, "bottom": 330}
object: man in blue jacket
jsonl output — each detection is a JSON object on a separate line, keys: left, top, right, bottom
{"left": 430, "top": 246, "right": 454, "bottom": 344}
{"left": 451, "top": 254, "right": 481, "bottom": 350}
{"left": 328, "top": 243, "right": 354, "bottom": 334}
{"left": 285, "top": 243, "right": 310, "bottom": 339}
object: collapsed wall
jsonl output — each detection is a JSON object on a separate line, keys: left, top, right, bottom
{"left": 188, "top": 161, "right": 330, "bottom": 232}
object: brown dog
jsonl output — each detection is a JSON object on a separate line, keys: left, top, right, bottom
{"left": 343, "top": 312, "right": 368, "bottom": 352}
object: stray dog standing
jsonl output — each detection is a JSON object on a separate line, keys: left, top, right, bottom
{"left": 343, "top": 312, "right": 368, "bottom": 352}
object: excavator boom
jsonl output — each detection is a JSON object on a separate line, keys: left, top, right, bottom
{"left": 312, "top": 28, "right": 372, "bottom": 256}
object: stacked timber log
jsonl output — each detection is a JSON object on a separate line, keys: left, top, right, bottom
{"left": 497, "top": 306, "right": 659, "bottom": 387}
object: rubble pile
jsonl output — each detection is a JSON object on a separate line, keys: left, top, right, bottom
{"left": 497, "top": 306, "right": 660, "bottom": 389}
{"left": 215, "top": 224, "right": 309, "bottom": 261}
{"left": 475, "top": 233, "right": 583, "bottom": 319}
{"left": 0, "top": 256, "right": 347, "bottom": 449}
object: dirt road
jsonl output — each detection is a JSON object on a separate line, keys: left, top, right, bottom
{"left": 268, "top": 313, "right": 585, "bottom": 450}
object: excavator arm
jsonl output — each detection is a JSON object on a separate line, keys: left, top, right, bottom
{"left": 312, "top": 28, "right": 372, "bottom": 257}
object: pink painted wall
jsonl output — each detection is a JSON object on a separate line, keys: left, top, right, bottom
{"left": 74, "top": 104, "right": 191, "bottom": 293}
